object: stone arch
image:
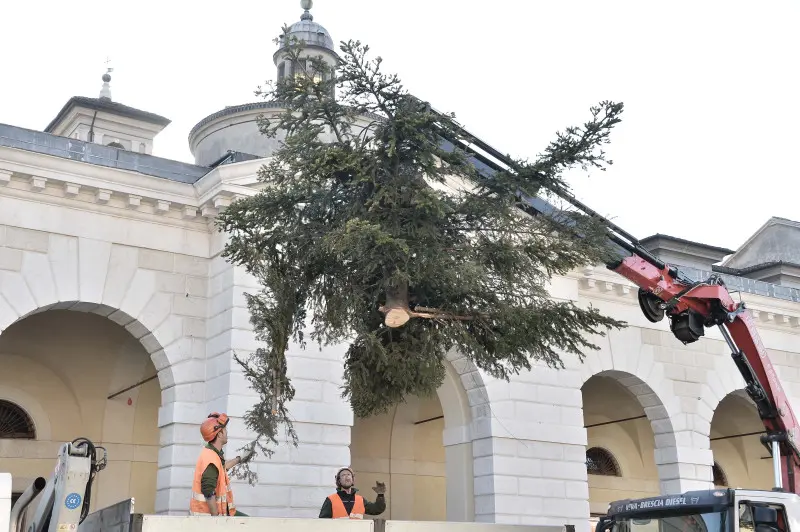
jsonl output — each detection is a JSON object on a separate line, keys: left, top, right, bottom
{"left": 582, "top": 369, "right": 678, "bottom": 454}
{"left": 0, "top": 305, "right": 165, "bottom": 514}
{"left": 710, "top": 389, "right": 771, "bottom": 490}
{"left": 1, "top": 301, "right": 174, "bottom": 389}
{"left": 441, "top": 348, "right": 492, "bottom": 522}
{"left": 576, "top": 329, "right": 679, "bottom": 424}
{"left": 0, "top": 235, "right": 210, "bottom": 390}
{"left": 439, "top": 352, "right": 474, "bottom": 431}
{"left": 703, "top": 357, "right": 750, "bottom": 430}
{"left": 582, "top": 369, "right": 679, "bottom": 495}
{"left": 443, "top": 348, "right": 490, "bottom": 420}
{"left": 577, "top": 326, "right": 716, "bottom": 494}
{"left": 350, "top": 351, "right": 482, "bottom": 522}
{"left": 0, "top": 234, "right": 209, "bottom": 514}
{"left": 437, "top": 355, "right": 476, "bottom": 521}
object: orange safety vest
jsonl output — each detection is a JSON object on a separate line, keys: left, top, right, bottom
{"left": 328, "top": 493, "right": 365, "bottom": 519}
{"left": 189, "top": 447, "right": 236, "bottom": 516}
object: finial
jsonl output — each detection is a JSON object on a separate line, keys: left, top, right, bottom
{"left": 300, "top": 0, "right": 313, "bottom": 21}
{"left": 100, "top": 57, "right": 113, "bottom": 101}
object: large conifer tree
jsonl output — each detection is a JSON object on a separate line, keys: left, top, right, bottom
{"left": 217, "top": 30, "right": 626, "bottom": 471}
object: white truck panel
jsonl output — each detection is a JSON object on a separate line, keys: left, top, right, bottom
{"left": 0, "top": 473, "right": 11, "bottom": 532}
{"left": 135, "top": 517, "right": 567, "bottom": 532}
{"left": 385, "top": 522, "right": 565, "bottom": 532}
{"left": 138, "top": 516, "right": 374, "bottom": 532}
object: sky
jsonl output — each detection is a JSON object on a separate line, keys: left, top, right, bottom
{"left": 1, "top": 0, "right": 798, "bottom": 251}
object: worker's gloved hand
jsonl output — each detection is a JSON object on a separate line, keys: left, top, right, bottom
{"left": 240, "top": 447, "right": 256, "bottom": 464}
{"left": 373, "top": 481, "right": 387, "bottom": 495}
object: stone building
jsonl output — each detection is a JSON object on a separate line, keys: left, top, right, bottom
{"left": 1, "top": 2, "right": 799, "bottom": 529}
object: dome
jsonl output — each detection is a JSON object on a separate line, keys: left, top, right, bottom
{"left": 274, "top": 1, "right": 336, "bottom": 57}
{"left": 279, "top": 19, "right": 335, "bottom": 52}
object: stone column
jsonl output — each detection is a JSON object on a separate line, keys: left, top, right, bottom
{"left": 443, "top": 427, "right": 475, "bottom": 521}
{"left": 471, "top": 368, "right": 590, "bottom": 531}
{"left": 155, "top": 361, "right": 209, "bottom": 515}
{"left": 654, "top": 415, "right": 713, "bottom": 494}
{"left": 205, "top": 230, "right": 353, "bottom": 517}
{"left": 655, "top": 446, "right": 713, "bottom": 494}
{"left": 654, "top": 341, "right": 715, "bottom": 494}
{"left": 147, "top": 251, "right": 212, "bottom": 515}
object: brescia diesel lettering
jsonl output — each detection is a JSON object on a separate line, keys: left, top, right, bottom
{"left": 608, "top": 490, "right": 731, "bottom": 517}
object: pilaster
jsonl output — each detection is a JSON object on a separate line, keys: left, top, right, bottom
{"left": 472, "top": 368, "right": 590, "bottom": 531}
{"left": 442, "top": 426, "right": 475, "bottom": 521}
{"left": 204, "top": 227, "right": 353, "bottom": 517}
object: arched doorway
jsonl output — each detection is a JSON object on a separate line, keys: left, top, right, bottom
{"left": 350, "top": 358, "right": 474, "bottom": 522}
{"left": 582, "top": 373, "right": 662, "bottom": 516}
{"left": 710, "top": 392, "right": 771, "bottom": 490}
{"left": 351, "top": 393, "right": 446, "bottom": 520}
{"left": 0, "top": 309, "right": 161, "bottom": 516}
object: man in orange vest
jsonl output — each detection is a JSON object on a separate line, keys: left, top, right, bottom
{"left": 189, "top": 412, "right": 255, "bottom": 516}
{"left": 318, "top": 467, "right": 386, "bottom": 519}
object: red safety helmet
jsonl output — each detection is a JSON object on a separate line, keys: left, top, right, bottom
{"left": 200, "top": 412, "right": 229, "bottom": 442}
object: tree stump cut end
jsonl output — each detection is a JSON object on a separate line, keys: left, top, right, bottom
{"left": 383, "top": 307, "right": 411, "bottom": 328}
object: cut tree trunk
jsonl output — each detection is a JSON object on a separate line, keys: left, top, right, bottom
{"left": 378, "top": 280, "right": 478, "bottom": 328}
{"left": 381, "top": 279, "right": 411, "bottom": 327}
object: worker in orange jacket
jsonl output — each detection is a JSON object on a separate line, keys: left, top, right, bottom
{"left": 318, "top": 467, "right": 386, "bottom": 519}
{"left": 189, "top": 412, "right": 255, "bottom": 516}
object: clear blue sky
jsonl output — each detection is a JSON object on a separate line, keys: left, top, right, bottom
{"left": 2, "top": 0, "right": 798, "bottom": 250}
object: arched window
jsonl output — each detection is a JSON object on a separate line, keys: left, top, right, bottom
{"left": 107, "top": 141, "right": 125, "bottom": 149}
{"left": 712, "top": 462, "right": 728, "bottom": 486}
{"left": 586, "top": 447, "right": 621, "bottom": 476}
{"left": 0, "top": 400, "right": 36, "bottom": 439}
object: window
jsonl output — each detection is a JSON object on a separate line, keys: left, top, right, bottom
{"left": 107, "top": 141, "right": 125, "bottom": 149}
{"left": 713, "top": 462, "right": 728, "bottom": 486}
{"left": 586, "top": 447, "right": 621, "bottom": 476}
{"left": 0, "top": 400, "right": 36, "bottom": 439}
{"left": 739, "top": 501, "right": 788, "bottom": 532}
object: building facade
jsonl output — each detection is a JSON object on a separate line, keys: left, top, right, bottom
{"left": 1, "top": 3, "right": 800, "bottom": 530}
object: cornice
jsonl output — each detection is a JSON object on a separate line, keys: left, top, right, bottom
{"left": 193, "top": 158, "right": 265, "bottom": 198}
{"left": 0, "top": 147, "right": 263, "bottom": 227}
{"left": 0, "top": 145, "right": 193, "bottom": 195}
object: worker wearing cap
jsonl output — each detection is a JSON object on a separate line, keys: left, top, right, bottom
{"left": 318, "top": 467, "right": 387, "bottom": 519}
{"left": 189, "top": 412, "right": 255, "bottom": 517}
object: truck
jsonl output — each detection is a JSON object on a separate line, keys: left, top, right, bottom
{"left": 5, "top": 100, "right": 799, "bottom": 532}
{"left": 596, "top": 488, "right": 792, "bottom": 532}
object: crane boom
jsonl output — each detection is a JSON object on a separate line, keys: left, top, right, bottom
{"left": 424, "top": 100, "right": 800, "bottom": 494}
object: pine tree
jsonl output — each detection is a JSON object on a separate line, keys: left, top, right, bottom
{"left": 217, "top": 29, "right": 627, "bottom": 477}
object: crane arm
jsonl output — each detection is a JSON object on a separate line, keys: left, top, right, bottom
{"left": 11, "top": 438, "right": 106, "bottom": 532}
{"left": 422, "top": 100, "right": 800, "bottom": 494}
{"left": 610, "top": 249, "right": 800, "bottom": 494}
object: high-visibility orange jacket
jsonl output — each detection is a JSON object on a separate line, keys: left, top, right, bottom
{"left": 328, "top": 493, "right": 365, "bottom": 519}
{"left": 189, "top": 447, "right": 236, "bottom": 516}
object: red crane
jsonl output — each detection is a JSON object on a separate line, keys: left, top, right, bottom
{"left": 431, "top": 106, "right": 800, "bottom": 494}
